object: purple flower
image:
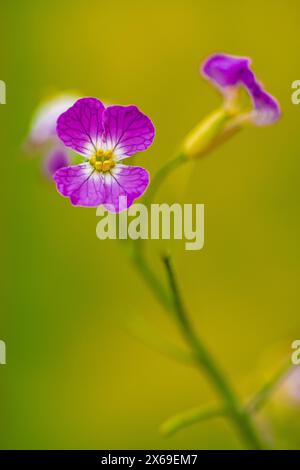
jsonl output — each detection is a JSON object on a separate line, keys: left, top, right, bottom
{"left": 24, "top": 94, "right": 78, "bottom": 178}
{"left": 54, "top": 98, "right": 155, "bottom": 212}
{"left": 201, "top": 53, "right": 280, "bottom": 126}
{"left": 43, "top": 146, "right": 70, "bottom": 178}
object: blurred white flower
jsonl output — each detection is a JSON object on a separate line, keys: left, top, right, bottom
{"left": 281, "top": 366, "right": 300, "bottom": 405}
{"left": 24, "top": 93, "right": 78, "bottom": 178}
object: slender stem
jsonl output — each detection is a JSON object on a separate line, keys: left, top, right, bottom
{"left": 125, "top": 315, "right": 193, "bottom": 366}
{"left": 182, "top": 108, "right": 232, "bottom": 158}
{"left": 131, "top": 153, "right": 188, "bottom": 310}
{"left": 129, "top": 111, "right": 265, "bottom": 448}
{"left": 131, "top": 243, "right": 172, "bottom": 311}
{"left": 162, "top": 254, "right": 265, "bottom": 450}
{"left": 142, "top": 152, "right": 187, "bottom": 207}
{"left": 161, "top": 360, "right": 293, "bottom": 437}
{"left": 143, "top": 109, "right": 241, "bottom": 209}
{"left": 247, "top": 361, "right": 294, "bottom": 413}
{"left": 161, "top": 404, "right": 226, "bottom": 437}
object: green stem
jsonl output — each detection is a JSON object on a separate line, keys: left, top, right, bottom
{"left": 129, "top": 108, "right": 264, "bottom": 448}
{"left": 130, "top": 156, "right": 264, "bottom": 448}
{"left": 162, "top": 254, "right": 265, "bottom": 450}
{"left": 131, "top": 244, "right": 172, "bottom": 311}
{"left": 133, "top": 110, "right": 239, "bottom": 295}
{"left": 161, "top": 404, "right": 226, "bottom": 437}
{"left": 142, "top": 152, "right": 187, "bottom": 207}
{"left": 161, "top": 360, "right": 293, "bottom": 437}
{"left": 182, "top": 108, "right": 231, "bottom": 158}
{"left": 125, "top": 315, "right": 193, "bottom": 366}
{"left": 130, "top": 153, "right": 188, "bottom": 309}
{"left": 247, "top": 361, "right": 294, "bottom": 413}
{"left": 144, "top": 108, "right": 240, "bottom": 209}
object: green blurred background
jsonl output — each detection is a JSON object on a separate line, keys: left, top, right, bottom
{"left": 1, "top": 0, "right": 300, "bottom": 449}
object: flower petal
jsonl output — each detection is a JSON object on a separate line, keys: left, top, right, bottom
{"left": 201, "top": 53, "right": 280, "bottom": 125}
{"left": 25, "top": 94, "right": 78, "bottom": 150}
{"left": 202, "top": 53, "right": 251, "bottom": 88}
{"left": 57, "top": 98, "right": 105, "bottom": 157}
{"left": 103, "top": 105, "right": 155, "bottom": 159}
{"left": 43, "top": 146, "right": 70, "bottom": 178}
{"left": 103, "top": 164, "right": 149, "bottom": 212}
{"left": 53, "top": 163, "right": 106, "bottom": 207}
{"left": 247, "top": 80, "right": 280, "bottom": 126}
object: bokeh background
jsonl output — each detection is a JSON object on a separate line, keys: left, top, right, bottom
{"left": 1, "top": 0, "right": 300, "bottom": 449}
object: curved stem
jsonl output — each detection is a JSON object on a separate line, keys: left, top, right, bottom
{"left": 247, "top": 361, "right": 294, "bottom": 413}
{"left": 131, "top": 153, "right": 188, "bottom": 310}
{"left": 131, "top": 242, "right": 172, "bottom": 311}
{"left": 161, "top": 360, "right": 294, "bottom": 438}
{"left": 162, "top": 254, "right": 265, "bottom": 450}
{"left": 142, "top": 152, "right": 187, "bottom": 207}
{"left": 129, "top": 111, "right": 265, "bottom": 448}
{"left": 161, "top": 404, "right": 226, "bottom": 437}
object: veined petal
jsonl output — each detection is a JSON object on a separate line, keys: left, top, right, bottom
{"left": 43, "top": 146, "right": 70, "bottom": 178}
{"left": 201, "top": 53, "right": 280, "bottom": 125}
{"left": 103, "top": 105, "right": 155, "bottom": 160}
{"left": 57, "top": 98, "right": 105, "bottom": 157}
{"left": 103, "top": 164, "right": 149, "bottom": 212}
{"left": 53, "top": 163, "right": 106, "bottom": 207}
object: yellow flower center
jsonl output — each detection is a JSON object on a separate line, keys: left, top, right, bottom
{"left": 90, "top": 149, "right": 115, "bottom": 172}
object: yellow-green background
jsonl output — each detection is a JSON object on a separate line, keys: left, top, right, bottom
{"left": 1, "top": 0, "right": 300, "bottom": 449}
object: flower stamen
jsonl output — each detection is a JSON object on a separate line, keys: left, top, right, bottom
{"left": 90, "top": 149, "right": 115, "bottom": 172}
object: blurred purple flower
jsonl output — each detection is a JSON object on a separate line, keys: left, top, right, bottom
{"left": 280, "top": 366, "right": 300, "bottom": 406}
{"left": 201, "top": 53, "right": 281, "bottom": 125}
{"left": 54, "top": 97, "right": 155, "bottom": 212}
{"left": 43, "top": 146, "right": 70, "bottom": 178}
{"left": 24, "top": 94, "right": 78, "bottom": 178}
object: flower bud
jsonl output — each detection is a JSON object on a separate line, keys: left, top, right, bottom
{"left": 182, "top": 108, "right": 233, "bottom": 159}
